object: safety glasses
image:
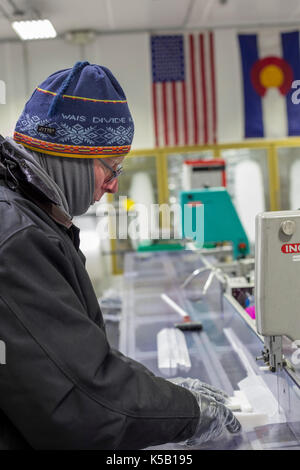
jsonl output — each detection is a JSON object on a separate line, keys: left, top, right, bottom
{"left": 98, "top": 158, "right": 123, "bottom": 184}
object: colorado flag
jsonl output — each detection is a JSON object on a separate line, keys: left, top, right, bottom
{"left": 238, "top": 30, "right": 300, "bottom": 138}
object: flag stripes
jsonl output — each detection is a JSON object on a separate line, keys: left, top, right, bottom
{"left": 151, "top": 32, "right": 217, "bottom": 147}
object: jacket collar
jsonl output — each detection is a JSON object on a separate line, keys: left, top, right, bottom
{"left": 0, "top": 135, "right": 73, "bottom": 230}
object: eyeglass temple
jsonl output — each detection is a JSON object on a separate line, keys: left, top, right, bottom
{"left": 99, "top": 158, "right": 122, "bottom": 173}
{"left": 98, "top": 158, "right": 112, "bottom": 171}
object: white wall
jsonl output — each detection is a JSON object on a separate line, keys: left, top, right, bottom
{"left": 0, "top": 33, "right": 154, "bottom": 149}
{"left": 0, "top": 42, "right": 27, "bottom": 137}
{"left": 87, "top": 33, "right": 154, "bottom": 149}
{"left": 215, "top": 29, "right": 244, "bottom": 142}
{"left": 26, "top": 39, "right": 81, "bottom": 92}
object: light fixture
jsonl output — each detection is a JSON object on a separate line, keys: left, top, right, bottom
{"left": 12, "top": 19, "right": 57, "bottom": 40}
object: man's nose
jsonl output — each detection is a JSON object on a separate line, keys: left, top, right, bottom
{"left": 103, "top": 179, "right": 118, "bottom": 193}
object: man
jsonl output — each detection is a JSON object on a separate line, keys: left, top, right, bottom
{"left": 0, "top": 61, "right": 240, "bottom": 449}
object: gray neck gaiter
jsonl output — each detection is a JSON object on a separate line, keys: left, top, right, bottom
{"left": 8, "top": 137, "right": 95, "bottom": 217}
{"left": 34, "top": 153, "right": 95, "bottom": 217}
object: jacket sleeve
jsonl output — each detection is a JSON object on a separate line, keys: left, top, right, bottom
{"left": 0, "top": 225, "right": 199, "bottom": 450}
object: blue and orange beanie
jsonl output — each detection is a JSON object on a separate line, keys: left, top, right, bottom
{"left": 14, "top": 61, "right": 134, "bottom": 158}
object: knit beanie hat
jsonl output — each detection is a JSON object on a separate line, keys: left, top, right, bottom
{"left": 14, "top": 61, "right": 134, "bottom": 158}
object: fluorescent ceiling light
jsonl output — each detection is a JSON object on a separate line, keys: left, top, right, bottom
{"left": 12, "top": 19, "right": 57, "bottom": 40}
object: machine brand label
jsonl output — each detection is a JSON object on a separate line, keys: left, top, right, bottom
{"left": 281, "top": 243, "right": 300, "bottom": 253}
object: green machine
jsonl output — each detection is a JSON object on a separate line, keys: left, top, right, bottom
{"left": 180, "top": 187, "right": 250, "bottom": 259}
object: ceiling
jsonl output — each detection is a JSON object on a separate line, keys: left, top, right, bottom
{"left": 0, "top": 0, "right": 300, "bottom": 41}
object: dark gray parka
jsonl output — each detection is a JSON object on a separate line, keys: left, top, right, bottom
{"left": 0, "top": 139, "right": 199, "bottom": 450}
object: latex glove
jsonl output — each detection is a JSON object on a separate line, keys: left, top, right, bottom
{"left": 187, "top": 391, "right": 241, "bottom": 446}
{"left": 169, "top": 377, "right": 229, "bottom": 404}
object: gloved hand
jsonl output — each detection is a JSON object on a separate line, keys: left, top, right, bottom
{"left": 168, "top": 377, "right": 229, "bottom": 404}
{"left": 168, "top": 377, "right": 241, "bottom": 446}
{"left": 187, "top": 391, "right": 241, "bottom": 446}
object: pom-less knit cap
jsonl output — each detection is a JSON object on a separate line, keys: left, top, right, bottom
{"left": 14, "top": 61, "right": 134, "bottom": 158}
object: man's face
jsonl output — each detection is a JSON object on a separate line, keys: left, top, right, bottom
{"left": 93, "top": 156, "right": 124, "bottom": 202}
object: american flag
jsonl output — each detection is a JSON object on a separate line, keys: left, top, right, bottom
{"left": 151, "top": 33, "right": 217, "bottom": 147}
